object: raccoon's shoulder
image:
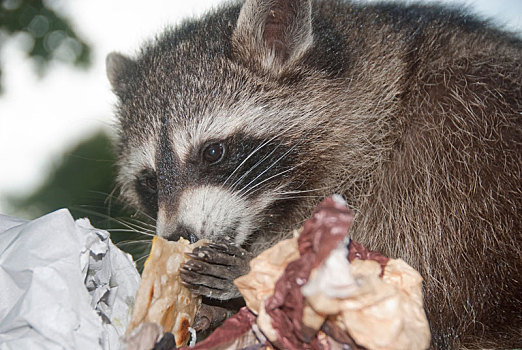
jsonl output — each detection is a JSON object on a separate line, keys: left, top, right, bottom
{"left": 314, "top": 0, "right": 520, "bottom": 38}
{"left": 310, "top": 0, "right": 521, "bottom": 77}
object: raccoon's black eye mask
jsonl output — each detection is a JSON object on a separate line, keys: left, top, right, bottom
{"left": 137, "top": 169, "right": 157, "bottom": 194}
{"left": 131, "top": 133, "right": 299, "bottom": 216}
{"left": 135, "top": 168, "right": 158, "bottom": 215}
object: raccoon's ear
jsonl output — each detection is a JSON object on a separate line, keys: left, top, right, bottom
{"left": 233, "top": 0, "right": 313, "bottom": 72}
{"left": 106, "top": 52, "right": 136, "bottom": 97}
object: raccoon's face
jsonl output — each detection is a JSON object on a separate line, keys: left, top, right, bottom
{"left": 119, "top": 119, "right": 304, "bottom": 247}
{"left": 107, "top": 0, "right": 326, "bottom": 248}
{"left": 113, "top": 89, "right": 311, "bottom": 247}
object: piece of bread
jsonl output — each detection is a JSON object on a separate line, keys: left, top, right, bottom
{"left": 126, "top": 236, "right": 208, "bottom": 347}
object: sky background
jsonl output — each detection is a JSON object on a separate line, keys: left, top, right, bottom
{"left": 0, "top": 0, "right": 521, "bottom": 216}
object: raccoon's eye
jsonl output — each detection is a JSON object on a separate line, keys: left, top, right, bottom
{"left": 137, "top": 172, "right": 157, "bottom": 194}
{"left": 202, "top": 142, "right": 224, "bottom": 163}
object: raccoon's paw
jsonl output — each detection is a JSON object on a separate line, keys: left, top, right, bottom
{"left": 180, "top": 239, "right": 254, "bottom": 300}
{"left": 192, "top": 303, "right": 230, "bottom": 333}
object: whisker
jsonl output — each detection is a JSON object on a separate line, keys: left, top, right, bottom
{"left": 222, "top": 122, "right": 303, "bottom": 187}
{"left": 273, "top": 187, "right": 329, "bottom": 196}
{"left": 88, "top": 189, "right": 125, "bottom": 209}
{"left": 85, "top": 187, "right": 156, "bottom": 222}
{"left": 73, "top": 206, "right": 135, "bottom": 227}
{"left": 117, "top": 219, "right": 156, "bottom": 237}
{"left": 223, "top": 134, "right": 279, "bottom": 187}
{"left": 237, "top": 143, "right": 300, "bottom": 196}
{"left": 240, "top": 154, "right": 314, "bottom": 199}
{"left": 127, "top": 217, "right": 157, "bottom": 231}
{"left": 131, "top": 209, "right": 157, "bottom": 223}
{"left": 134, "top": 254, "right": 150, "bottom": 264}
{"left": 274, "top": 195, "right": 324, "bottom": 200}
{"left": 239, "top": 165, "right": 299, "bottom": 198}
{"left": 116, "top": 240, "right": 153, "bottom": 248}
{"left": 229, "top": 141, "right": 284, "bottom": 192}
{"left": 88, "top": 189, "right": 157, "bottom": 225}
{"left": 105, "top": 228, "right": 153, "bottom": 235}
{"left": 79, "top": 209, "right": 154, "bottom": 237}
{"left": 116, "top": 216, "right": 155, "bottom": 233}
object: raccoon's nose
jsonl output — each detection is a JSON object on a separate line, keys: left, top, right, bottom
{"left": 167, "top": 224, "right": 199, "bottom": 244}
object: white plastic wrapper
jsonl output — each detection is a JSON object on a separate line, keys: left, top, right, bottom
{"left": 0, "top": 209, "right": 141, "bottom": 350}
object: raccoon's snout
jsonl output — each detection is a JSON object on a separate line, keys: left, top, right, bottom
{"left": 156, "top": 185, "right": 255, "bottom": 245}
{"left": 166, "top": 223, "right": 199, "bottom": 244}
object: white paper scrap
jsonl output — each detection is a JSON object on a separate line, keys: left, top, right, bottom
{"left": 301, "top": 241, "right": 358, "bottom": 299}
{"left": 0, "top": 209, "right": 141, "bottom": 350}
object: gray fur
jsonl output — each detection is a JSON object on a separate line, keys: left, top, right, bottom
{"left": 108, "top": 0, "right": 521, "bottom": 348}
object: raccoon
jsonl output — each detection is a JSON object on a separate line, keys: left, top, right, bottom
{"left": 106, "top": 0, "right": 521, "bottom": 348}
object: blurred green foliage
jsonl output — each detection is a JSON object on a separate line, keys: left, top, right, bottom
{"left": 8, "top": 131, "right": 152, "bottom": 268}
{"left": 1, "top": 1, "right": 148, "bottom": 266}
{"left": 0, "top": 0, "right": 91, "bottom": 92}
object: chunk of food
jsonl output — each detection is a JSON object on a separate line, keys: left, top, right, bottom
{"left": 232, "top": 196, "right": 430, "bottom": 350}
{"left": 126, "top": 236, "right": 208, "bottom": 347}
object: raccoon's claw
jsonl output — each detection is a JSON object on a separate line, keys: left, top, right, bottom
{"left": 192, "top": 303, "right": 230, "bottom": 333}
{"left": 180, "top": 243, "right": 254, "bottom": 300}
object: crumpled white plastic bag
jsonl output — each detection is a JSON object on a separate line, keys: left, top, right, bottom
{"left": 0, "top": 209, "right": 141, "bottom": 350}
